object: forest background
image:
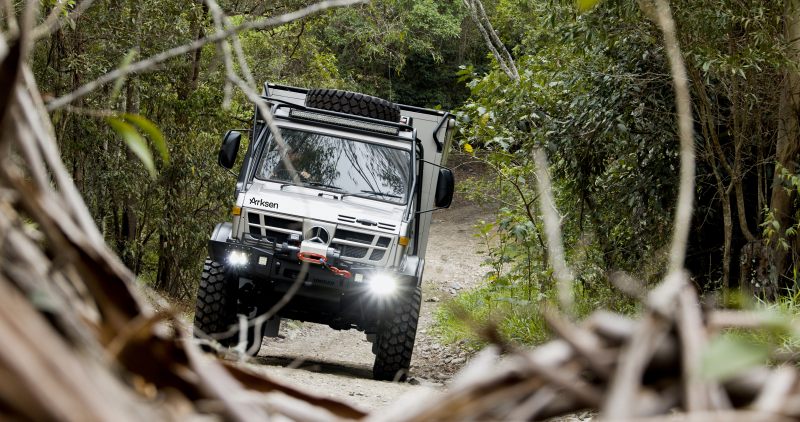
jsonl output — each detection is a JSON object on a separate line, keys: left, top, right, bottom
{"left": 34, "top": 0, "right": 800, "bottom": 345}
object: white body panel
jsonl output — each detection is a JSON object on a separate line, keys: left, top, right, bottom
{"left": 239, "top": 84, "right": 454, "bottom": 267}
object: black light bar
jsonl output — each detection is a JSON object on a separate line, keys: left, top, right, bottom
{"left": 289, "top": 109, "right": 400, "bottom": 135}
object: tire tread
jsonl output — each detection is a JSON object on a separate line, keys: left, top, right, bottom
{"left": 373, "top": 287, "right": 422, "bottom": 381}
{"left": 306, "top": 88, "right": 401, "bottom": 123}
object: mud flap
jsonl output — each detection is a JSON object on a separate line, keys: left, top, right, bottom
{"left": 264, "top": 318, "right": 281, "bottom": 337}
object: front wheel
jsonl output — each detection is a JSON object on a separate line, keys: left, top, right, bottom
{"left": 193, "top": 258, "right": 263, "bottom": 355}
{"left": 372, "top": 286, "right": 422, "bottom": 381}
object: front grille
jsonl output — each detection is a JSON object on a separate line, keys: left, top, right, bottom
{"left": 243, "top": 209, "right": 394, "bottom": 263}
{"left": 265, "top": 216, "right": 302, "bottom": 231}
{"left": 340, "top": 245, "right": 368, "bottom": 259}
{"left": 332, "top": 228, "right": 392, "bottom": 262}
{"left": 245, "top": 210, "right": 302, "bottom": 246}
{"left": 335, "top": 229, "right": 374, "bottom": 244}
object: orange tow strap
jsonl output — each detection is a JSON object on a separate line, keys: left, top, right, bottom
{"left": 297, "top": 252, "right": 352, "bottom": 279}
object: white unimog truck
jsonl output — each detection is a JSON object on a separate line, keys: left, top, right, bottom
{"left": 194, "top": 84, "right": 456, "bottom": 381}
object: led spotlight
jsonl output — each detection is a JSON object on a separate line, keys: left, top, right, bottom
{"left": 368, "top": 273, "right": 398, "bottom": 296}
{"left": 228, "top": 251, "right": 248, "bottom": 267}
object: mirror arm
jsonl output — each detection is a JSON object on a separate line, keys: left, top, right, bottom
{"left": 415, "top": 207, "right": 448, "bottom": 215}
{"left": 418, "top": 158, "right": 449, "bottom": 170}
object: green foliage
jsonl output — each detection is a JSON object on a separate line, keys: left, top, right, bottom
{"left": 702, "top": 292, "right": 800, "bottom": 380}
{"left": 701, "top": 334, "right": 771, "bottom": 381}
{"left": 457, "top": 2, "right": 679, "bottom": 278}
{"left": 122, "top": 113, "right": 168, "bottom": 164}
{"left": 576, "top": 0, "right": 602, "bottom": 13}
{"left": 764, "top": 164, "right": 800, "bottom": 253}
{"left": 106, "top": 116, "right": 157, "bottom": 179}
{"left": 106, "top": 113, "right": 168, "bottom": 179}
{"left": 434, "top": 265, "right": 638, "bottom": 347}
{"left": 31, "top": 0, "right": 487, "bottom": 298}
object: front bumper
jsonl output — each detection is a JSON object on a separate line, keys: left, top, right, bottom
{"left": 208, "top": 223, "right": 419, "bottom": 331}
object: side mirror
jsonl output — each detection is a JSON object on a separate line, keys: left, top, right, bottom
{"left": 218, "top": 130, "right": 242, "bottom": 169}
{"left": 434, "top": 168, "right": 454, "bottom": 208}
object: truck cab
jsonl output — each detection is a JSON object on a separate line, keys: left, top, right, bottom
{"left": 194, "top": 84, "right": 455, "bottom": 381}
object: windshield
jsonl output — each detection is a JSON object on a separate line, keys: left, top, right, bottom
{"left": 255, "top": 128, "right": 412, "bottom": 204}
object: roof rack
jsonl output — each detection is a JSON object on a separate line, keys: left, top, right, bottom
{"left": 264, "top": 83, "right": 449, "bottom": 117}
{"left": 263, "top": 100, "right": 416, "bottom": 138}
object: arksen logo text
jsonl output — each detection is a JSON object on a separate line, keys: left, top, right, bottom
{"left": 249, "top": 197, "right": 279, "bottom": 209}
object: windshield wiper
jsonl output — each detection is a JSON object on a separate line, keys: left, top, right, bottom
{"left": 279, "top": 181, "right": 342, "bottom": 191}
{"left": 304, "top": 181, "right": 344, "bottom": 191}
{"left": 357, "top": 190, "right": 402, "bottom": 199}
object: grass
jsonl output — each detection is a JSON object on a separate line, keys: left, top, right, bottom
{"left": 433, "top": 275, "right": 640, "bottom": 349}
{"left": 434, "top": 276, "right": 800, "bottom": 383}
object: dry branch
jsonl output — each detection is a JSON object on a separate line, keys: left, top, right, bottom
{"left": 652, "top": 0, "right": 697, "bottom": 275}
{"left": 533, "top": 148, "right": 575, "bottom": 312}
{"left": 4, "top": 0, "right": 800, "bottom": 421}
{"left": 46, "top": 0, "right": 367, "bottom": 110}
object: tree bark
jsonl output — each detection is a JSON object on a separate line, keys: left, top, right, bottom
{"left": 119, "top": 0, "right": 143, "bottom": 272}
{"left": 463, "top": 0, "right": 518, "bottom": 81}
{"left": 120, "top": 80, "right": 139, "bottom": 271}
{"left": 769, "top": 0, "right": 800, "bottom": 288}
{"left": 156, "top": 4, "right": 205, "bottom": 295}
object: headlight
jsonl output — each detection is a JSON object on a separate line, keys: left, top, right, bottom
{"left": 228, "top": 251, "right": 248, "bottom": 267}
{"left": 368, "top": 273, "right": 398, "bottom": 296}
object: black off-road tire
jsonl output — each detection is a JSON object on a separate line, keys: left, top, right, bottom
{"left": 193, "top": 258, "right": 264, "bottom": 354}
{"left": 372, "top": 286, "right": 422, "bottom": 381}
{"left": 305, "top": 88, "right": 401, "bottom": 123}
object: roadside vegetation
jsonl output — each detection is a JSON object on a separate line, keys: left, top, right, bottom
{"left": 435, "top": 0, "right": 800, "bottom": 349}
{"left": 32, "top": 0, "right": 800, "bottom": 352}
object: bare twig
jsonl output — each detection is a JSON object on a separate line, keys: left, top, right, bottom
{"left": 609, "top": 271, "right": 647, "bottom": 300}
{"left": 46, "top": 0, "right": 366, "bottom": 110}
{"left": 32, "top": 0, "right": 97, "bottom": 40}
{"left": 752, "top": 366, "right": 796, "bottom": 413}
{"left": 533, "top": 148, "right": 575, "bottom": 313}
{"left": 676, "top": 286, "right": 721, "bottom": 411}
{"left": 31, "top": 0, "right": 94, "bottom": 40}
{"left": 652, "top": 0, "right": 696, "bottom": 275}
{"left": 543, "top": 307, "right": 613, "bottom": 378}
{"left": 603, "top": 312, "right": 671, "bottom": 418}
{"left": 463, "top": 0, "right": 519, "bottom": 81}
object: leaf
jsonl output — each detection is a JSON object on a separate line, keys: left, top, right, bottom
{"left": 122, "top": 113, "right": 169, "bottom": 164}
{"left": 576, "top": 0, "right": 602, "bottom": 13}
{"left": 701, "top": 334, "right": 769, "bottom": 381}
{"left": 110, "top": 49, "right": 138, "bottom": 104}
{"left": 107, "top": 117, "right": 156, "bottom": 178}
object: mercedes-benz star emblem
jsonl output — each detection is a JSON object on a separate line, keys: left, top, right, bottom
{"left": 307, "top": 227, "right": 330, "bottom": 244}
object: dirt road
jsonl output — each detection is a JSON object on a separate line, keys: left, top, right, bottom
{"left": 238, "top": 199, "right": 493, "bottom": 412}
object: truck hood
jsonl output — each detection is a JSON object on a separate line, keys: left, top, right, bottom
{"left": 241, "top": 183, "right": 406, "bottom": 234}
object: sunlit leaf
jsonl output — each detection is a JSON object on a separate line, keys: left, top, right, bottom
{"left": 110, "top": 49, "right": 138, "bottom": 104}
{"left": 122, "top": 113, "right": 169, "bottom": 164}
{"left": 576, "top": 0, "right": 602, "bottom": 13}
{"left": 107, "top": 117, "right": 156, "bottom": 179}
{"left": 701, "top": 334, "right": 770, "bottom": 381}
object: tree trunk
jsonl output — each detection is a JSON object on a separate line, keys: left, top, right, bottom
{"left": 721, "top": 192, "right": 733, "bottom": 289}
{"left": 120, "top": 81, "right": 140, "bottom": 270}
{"left": 768, "top": 0, "right": 800, "bottom": 288}
{"left": 155, "top": 4, "right": 205, "bottom": 295}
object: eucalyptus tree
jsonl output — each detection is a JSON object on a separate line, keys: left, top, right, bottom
{"left": 457, "top": 0, "right": 799, "bottom": 295}
{"left": 459, "top": 1, "right": 678, "bottom": 292}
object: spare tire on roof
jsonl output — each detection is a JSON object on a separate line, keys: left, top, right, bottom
{"left": 305, "top": 89, "right": 401, "bottom": 123}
